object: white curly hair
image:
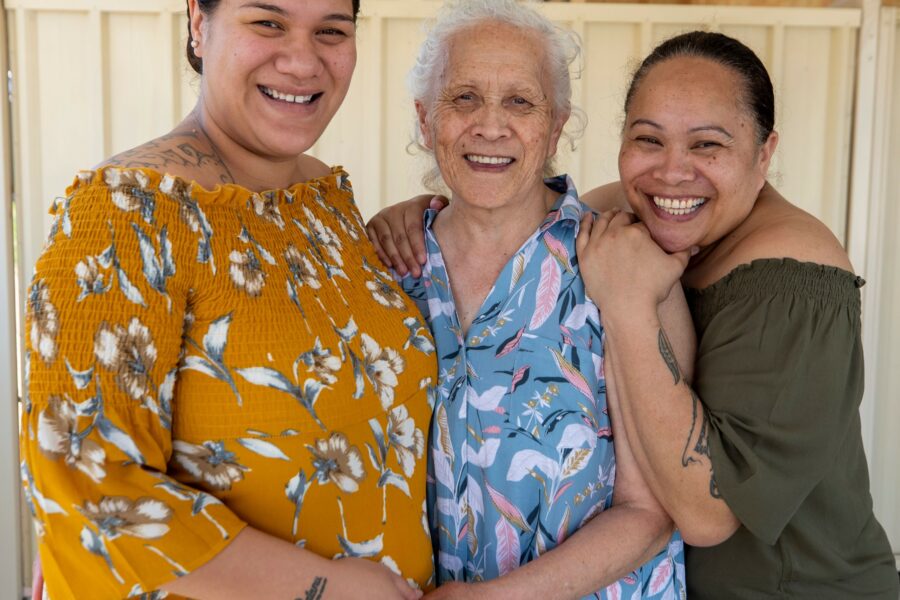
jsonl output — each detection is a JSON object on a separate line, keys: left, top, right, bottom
{"left": 407, "top": 0, "right": 585, "bottom": 189}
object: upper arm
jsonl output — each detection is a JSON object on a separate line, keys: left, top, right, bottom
{"left": 580, "top": 182, "right": 628, "bottom": 213}
{"left": 696, "top": 282, "right": 861, "bottom": 544}
{"left": 22, "top": 182, "right": 244, "bottom": 596}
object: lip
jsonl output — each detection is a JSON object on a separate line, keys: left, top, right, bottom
{"left": 464, "top": 153, "right": 516, "bottom": 172}
{"left": 258, "top": 85, "right": 324, "bottom": 108}
{"left": 644, "top": 191, "right": 709, "bottom": 222}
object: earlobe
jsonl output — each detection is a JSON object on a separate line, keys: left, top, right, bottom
{"left": 758, "top": 130, "right": 779, "bottom": 172}
{"left": 415, "top": 101, "right": 433, "bottom": 150}
{"left": 188, "top": 0, "right": 204, "bottom": 56}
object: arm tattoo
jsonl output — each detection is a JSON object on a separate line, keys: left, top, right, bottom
{"left": 681, "top": 387, "right": 723, "bottom": 499}
{"left": 296, "top": 576, "right": 327, "bottom": 600}
{"left": 658, "top": 328, "right": 681, "bottom": 385}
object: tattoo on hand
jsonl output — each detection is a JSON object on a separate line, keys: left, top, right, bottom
{"left": 658, "top": 329, "right": 681, "bottom": 385}
{"left": 681, "top": 388, "right": 722, "bottom": 500}
{"left": 296, "top": 576, "right": 327, "bottom": 600}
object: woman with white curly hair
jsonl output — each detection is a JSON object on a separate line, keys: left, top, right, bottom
{"left": 398, "top": 1, "right": 691, "bottom": 598}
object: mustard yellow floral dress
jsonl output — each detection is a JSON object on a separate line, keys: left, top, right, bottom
{"left": 20, "top": 166, "right": 437, "bottom": 599}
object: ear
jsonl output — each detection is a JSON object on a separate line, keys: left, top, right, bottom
{"left": 547, "top": 108, "right": 570, "bottom": 158}
{"left": 415, "top": 100, "right": 434, "bottom": 150}
{"left": 188, "top": 0, "right": 206, "bottom": 57}
{"left": 756, "top": 130, "right": 779, "bottom": 176}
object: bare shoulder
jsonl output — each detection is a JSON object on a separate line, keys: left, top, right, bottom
{"left": 730, "top": 187, "right": 853, "bottom": 272}
{"left": 580, "top": 182, "right": 628, "bottom": 212}
{"left": 95, "top": 125, "right": 233, "bottom": 188}
{"left": 296, "top": 154, "right": 333, "bottom": 181}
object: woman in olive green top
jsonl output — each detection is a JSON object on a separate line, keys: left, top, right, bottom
{"left": 368, "top": 29, "right": 897, "bottom": 600}
{"left": 575, "top": 32, "right": 898, "bottom": 598}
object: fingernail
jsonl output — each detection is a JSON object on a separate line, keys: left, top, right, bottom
{"left": 690, "top": 246, "right": 700, "bottom": 256}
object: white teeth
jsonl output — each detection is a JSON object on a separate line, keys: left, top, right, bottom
{"left": 652, "top": 196, "right": 706, "bottom": 216}
{"left": 466, "top": 154, "right": 513, "bottom": 165}
{"left": 262, "top": 86, "right": 314, "bottom": 104}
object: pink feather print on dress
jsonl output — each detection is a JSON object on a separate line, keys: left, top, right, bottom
{"left": 529, "top": 255, "right": 561, "bottom": 331}
{"left": 485, "top": 482, "right": 531, "bottom": 532}
{"left": 543, "top": 232, "right": 573, "bottom": 273}
{"left": 550, "top": 347, "right": 595, "bottom": 404}
{"left": 494, "top": 517, "right": 521, "bottom": 576}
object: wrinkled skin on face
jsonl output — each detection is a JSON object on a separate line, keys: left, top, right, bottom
{"left": 416, "top": 21, "right": 568, "bottom": 213}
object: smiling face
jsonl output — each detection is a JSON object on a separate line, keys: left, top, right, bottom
{"left": 416, "top": 21, "right": 568, "bottom": 211}
{"left": 189, "top": 0, "right": 356, "bottom": 160}
{"left": 618, "top": 56, "right": 778, "bottom": 253}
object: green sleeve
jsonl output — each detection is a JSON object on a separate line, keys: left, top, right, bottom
{"left": 693, "top": 274, "right": 863, "bottom": 546}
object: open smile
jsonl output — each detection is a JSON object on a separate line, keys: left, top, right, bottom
{"left": 652, "top": 195, "right": 707, "bottom": 217}
{"left": 259, "top": 85, "right": 323, "bottom": 105}
{"left": 465, "top": 154, "right": 514, "bottom": 166}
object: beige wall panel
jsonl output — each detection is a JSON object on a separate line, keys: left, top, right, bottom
{"left": 871, "top": 10, "right": 900, "bottom": 563}
{"left": 576, "top": 23, "right": 641, "bottom": 191}
{"left": 107, "top": 12, "right": 171, "bottom": 156}
{"left": 774, "top": 28, "right": 835, "bottom": 232}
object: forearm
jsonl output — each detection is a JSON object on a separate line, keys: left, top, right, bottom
{"left": 162, "top": 527, "right": 335, "bottom": 599}
{"left": 482, "top": 502, "right": 672, "bottom": 599}
{"left": 603, "top": 308, "right": 739, "bottom": 546}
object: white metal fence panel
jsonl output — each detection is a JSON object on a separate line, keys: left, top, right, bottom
{"left": 4, "top": 0, "right": 896, "bottom": 588}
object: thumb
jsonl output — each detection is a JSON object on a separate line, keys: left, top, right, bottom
{"left": 670, "top": 247, "right": 693, "bottom": 271}
{"left": 429, "top": 195, "right": 449, "bottom": 210}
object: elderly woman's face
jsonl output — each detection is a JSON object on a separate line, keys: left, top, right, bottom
{"left": 416, "top": 22, "right": 566, "bottom": 209}
{"left": 618, "top": 56, "right": 777, "bottom": 253}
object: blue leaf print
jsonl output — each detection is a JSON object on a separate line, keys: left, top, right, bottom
{"left": 235, "top": 366, "right": 325, "bottom": 429}
{"left": 238, "top": 437, "right": 290, "bottom": 461}
{"left": 65, "top": 359, "right": 94, "bottom": 390}
{"left": 96, "top": 415, "right": 145, "bottom": 464}
{"left": 80, "top": 525, "right": 124, "bottom": 584}
{"left": 336, "top": 533, "right": 383, "bottom": 559}
{"left": 378, "top": 469, "right": 411, "bottom": 496}
{"left": 203, "top": 313, "right": 232, "bottom": 363}
{"left": 368, "top": 418, "right": 388, "bottom": 464}
{"left": 132, "top": 222, "right": 175, "bottom": 310}
{"left": 285, "top": 469, "right": 309, "bottom": 537}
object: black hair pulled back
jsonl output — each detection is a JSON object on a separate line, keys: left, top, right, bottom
{"left": 624, "top": 31, "right": 775, "bottom": 145}
{"left": 185, "top": 0, "right": 362, "bottom": 75}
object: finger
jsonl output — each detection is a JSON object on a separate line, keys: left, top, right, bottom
{"left": 372, "top": 223, "right": 408, "bottom": 276}
{"left": 669, "top": 247, "right": 692, "bottom": 272}
{"left": 428, "top": 195, "right": 449, "bottom": 211}
{"left": 365, "top": 222, "right": 395, "bottom": 270}
{"left": 395, "top": 575, "right": 422, "bottom": 600}
{"left": 575, "top": 212, "right": 594, "bottom": 257}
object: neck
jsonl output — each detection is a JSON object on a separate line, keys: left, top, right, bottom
{"left": 436, "top": 183, "right": 556, "bottom": 255}
{"left": 189, "top": 104, "right": 303, "bottom": 192}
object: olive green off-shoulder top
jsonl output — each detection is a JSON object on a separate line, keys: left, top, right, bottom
{"left": 684, "top": 258, "right": 897, "bottom": 599}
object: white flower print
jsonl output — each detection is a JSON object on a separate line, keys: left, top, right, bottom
{"left": 302, "top": 206, "right": 343, "bottom": 267}
{"left": 229, "top": 249, "right": 266, "bottom": 296}
{"left": 29, "top": 279, "right": 59, "bottom": 363}
{"left": 170, "top": 440, "right": 249, "bottom": 491}
{"left": 37, "top": 396, "right": 106, "bottom": 483}
{"left": 285, "top": 245, "right": 321, "bottom": 290}
{"left": 308, "top": 432, "right": 366, "bottom": 493}
{"left": 78, "top": 496, "right": 173, "bottom": 540}
{"left": 74, "top": 256, "right": 109, "bottom": 300}
{"left": 367, "top": 278, "right": 407, "bottom": 310}
{"left": 298, "top": 338, "right": 341, "bottom": 385}
{"left": 387, "top": 404, "right": 425, "bottom": 477}
{"left": 94, "top": 317, "right": 157, "bottom": 400}
{"left": 360, "top": 334, "right": 405, "bottom": 409}
{"left": 252, "top": 192, "right": 286, "bottom": 229}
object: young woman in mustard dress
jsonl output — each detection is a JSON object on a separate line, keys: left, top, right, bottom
{"left": 20, "top": 1, "right": 434, "bottom": 598}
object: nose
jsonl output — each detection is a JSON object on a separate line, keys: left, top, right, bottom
{"left": 653, "top": 147, "right": 696, "bottom": 185}
{"left": 273, "top": 33, "right": 324, "bottom": 80}
{"left": 470, "top": 103, "right": 511, "bottom": 141}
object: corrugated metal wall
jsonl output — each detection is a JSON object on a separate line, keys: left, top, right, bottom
{"left": 2, "top": 0, "right": 897, "bottom": 589}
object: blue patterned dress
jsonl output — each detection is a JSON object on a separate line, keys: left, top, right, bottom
{"left": 399, "top": 176, "right": 685, "bottom": 599}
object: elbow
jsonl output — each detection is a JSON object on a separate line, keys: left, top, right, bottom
{"left": 677, "top": 515, "right": 740, "bottom": 547}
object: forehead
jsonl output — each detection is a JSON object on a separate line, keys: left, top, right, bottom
{"left": 629, "top": 56, "right": 746, "bottom": 118}
{"left": 442, "top": 22, "right": 550, "bottom": 89}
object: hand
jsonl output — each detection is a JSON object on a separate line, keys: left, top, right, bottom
{"left": 366, "top": 194, "right": 448, "bottom": 277}
{"left": 32, "top": 555, "right": 44, "bottom": 600}
{"left": 576, "top": 210, "right": 691, "bottom": 318}
{"left": 424, "top": 581, "right": 491, "bottom": 600}
{"left": 328, "top": 557, "right": 423, "bottom": 600}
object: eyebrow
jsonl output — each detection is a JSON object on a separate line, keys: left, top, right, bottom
{"left": 240, "top": 2, "right": 355, "bottom": 23}
{"left": 629, "top": 118, "right": 733, "bottom": 139}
